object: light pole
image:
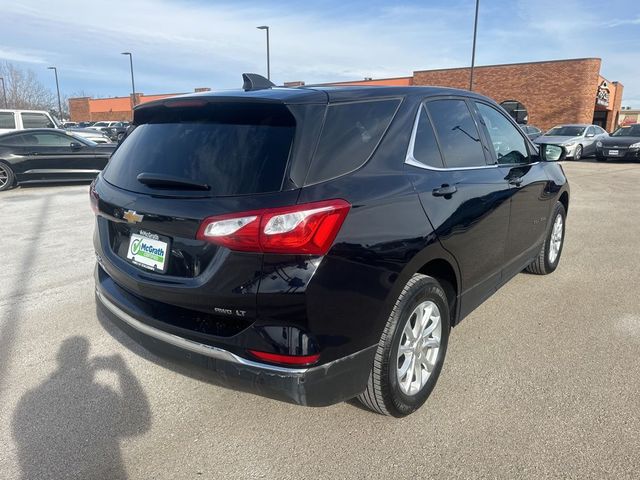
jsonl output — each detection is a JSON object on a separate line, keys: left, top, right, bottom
{"left": 256, "top": 26, "right": 270, "bottom": 80}
{"left": 0, "top": 77, "right": 7, "bottom": 108}
{"left": 47, "top": 67, "right": 63, "bottom": 119}
{"left": 469, "top": 0, "right": 480, "bottom": 91}
{"left": 121, "top": 52, "right": 137, "bottom": 106}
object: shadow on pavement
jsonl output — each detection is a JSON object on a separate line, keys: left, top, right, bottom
{"left": 11, "top": 336, "right": 151, "bottom": 480}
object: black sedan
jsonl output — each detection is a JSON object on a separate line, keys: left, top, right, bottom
{"left": 0, "top": 129, "right": 116, "bottom": 191}
{"left": 596, "top": 123, "right": 640, "bottom": 162}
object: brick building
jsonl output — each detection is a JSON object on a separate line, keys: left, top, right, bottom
{"left": 68, "top": 88, "right": 211, "bottom": 122}
{"left": 304, "top": 58, "right": 624, "bottom": 132}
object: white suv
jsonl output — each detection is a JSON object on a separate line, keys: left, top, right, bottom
{"left": 0, "top": 109, "right": 59, "bottom": 134}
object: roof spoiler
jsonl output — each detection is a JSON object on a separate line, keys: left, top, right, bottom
{"left": 242, "top": 73, "right": 275, "bottom": 91}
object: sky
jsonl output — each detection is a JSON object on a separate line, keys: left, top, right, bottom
{"left": 0, "top": 0, "right": 639, "bottom": 106}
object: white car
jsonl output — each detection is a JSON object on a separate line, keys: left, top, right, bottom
{"left": 0, "top": 109, "right": 59, "bottom": 134}
{"left": 88, "top": 121, "right": 121, "bottom": 132}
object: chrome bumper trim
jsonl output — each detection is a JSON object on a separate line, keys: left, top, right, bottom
{"left": 95, "top": 289, "right": 309, "bottom": 374}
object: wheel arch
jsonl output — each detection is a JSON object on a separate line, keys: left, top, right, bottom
{"left": 559, "top": 190, "right": 569, "bottom": 213}
{"left": 382, "top": 241, "right": 461, "bottom": 330}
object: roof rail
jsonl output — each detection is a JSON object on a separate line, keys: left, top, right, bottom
{"left": 242, "top": 73, "right": 275, "bottom": 91}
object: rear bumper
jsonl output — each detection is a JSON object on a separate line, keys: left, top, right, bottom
{"left": 95, "top": 265, "right": 376, "bottom": 407}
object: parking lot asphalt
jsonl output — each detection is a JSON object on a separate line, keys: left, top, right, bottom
{"left": 1, "top": 160, "right": 639, "bottom": 479}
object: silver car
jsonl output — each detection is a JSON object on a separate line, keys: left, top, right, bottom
{"left": 534, "top": 124, "right": 608, "bottom": 160}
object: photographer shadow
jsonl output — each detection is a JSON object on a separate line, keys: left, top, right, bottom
{"left": 11, "top": 336, "right": 151, "bottom": 480}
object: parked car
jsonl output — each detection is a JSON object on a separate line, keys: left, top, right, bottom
{"left": 534, "top": 124, "right": 607, "bottom": 160}
{"left": 103, "top": 121, "right": 130, "bottom": 142}
{"left": 77, "top": 121, "right": 95, "bottom": 128}
{"left": 89, "top": 121, "right": 123, "bottom": 132}
{"left": 61, "top": 121, "right": 78, "bottom": 128}
{"left": 0, "top": 109, "right": 59, "bottom": 134}
{"left": 92, "top": 75, "right": 569, "bottom": 417}
{"left": 520, "top": 124, "right": 542, "bottom": 140}
{"left": 596, "top": 123, "right": 640, "bottom": 162}
{"left": 0, "top": 128, "right": 116, "bottom": 191}
{"left": 67, "top": 127, "right": 114, "bottom": 144}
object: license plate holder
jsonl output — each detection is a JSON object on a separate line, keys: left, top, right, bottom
{"left": 608, "top": 149, "right": 619, "bottom": 156}
{"left": 126, "top": 231, "right": 171, "bottom": 274}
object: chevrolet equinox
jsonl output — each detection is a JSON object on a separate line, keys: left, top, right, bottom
{"left": 92, "top": 74, "right": 569, "bottom": 417}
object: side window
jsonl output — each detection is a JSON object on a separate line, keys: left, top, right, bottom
{"left": 426, "top": 99, "right": 486, "bottom": 168}
{"left": 0, "top": 112, "right": 16, "bottom": 129}
{"left": 586, "top": 126, "right": 595, "bottom": 136}
{"left": 29, "top": 132, "right": 75, "bottom": 147}
{"left": 0, "top": 134, "right": 26, "bottom": 146}
{"left": 409, "top": 105, "right": 444, "bottom": 168}
{"left": 475, "top": 102, "right": 529, "bottom": 165}
{"left": 306, "top": 99, "right": 400, "bottom": 184}
{"left": 21, "top": 113, "right": 55, "bottom": 129}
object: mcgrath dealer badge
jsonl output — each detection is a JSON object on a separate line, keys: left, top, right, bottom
{"left": 127, "top": 233, "right": 168, "bottom": 271}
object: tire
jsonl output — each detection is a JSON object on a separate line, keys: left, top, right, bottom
{"left": 0, "top": 162, "right": 15, "bottom": 191}
{"left": 526, "top": 202, "right": 566, "bottom": 275}
{"left": 358, "top": 274, "right": 450, "bottom": 417}
{"left": 596, "top": 156, "right": 607, "bottom": 162}
{"left": 574, "top": 145, "right": 582, "bottom": 161}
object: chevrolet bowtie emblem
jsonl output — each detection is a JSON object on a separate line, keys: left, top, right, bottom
{"left": 123, "top": 210, "right": 144, "bottom": 223}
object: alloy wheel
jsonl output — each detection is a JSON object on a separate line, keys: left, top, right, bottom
{"left": 0, "top": 164, "right": 8, "bottom": 189}
{"left": 396, "top": 300, "right": 441, "bottom": 396}
{"left": 548, "top": 213, "right": 563, "bottom": 264}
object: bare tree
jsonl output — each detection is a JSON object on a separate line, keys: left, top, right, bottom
{"left": 0, "top": 62, "right": 56, "bottom": 112}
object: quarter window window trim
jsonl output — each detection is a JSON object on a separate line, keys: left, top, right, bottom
{"left": 405, "top": 100, "right": 497, "bottom": 171}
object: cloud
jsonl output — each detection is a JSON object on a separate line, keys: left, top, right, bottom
{"left": 0, "top": 0, "right": 637, "bottom": 107}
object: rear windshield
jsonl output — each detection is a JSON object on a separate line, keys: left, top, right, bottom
{"left": 103, "top": 103, "right": 295, "bottom": 196}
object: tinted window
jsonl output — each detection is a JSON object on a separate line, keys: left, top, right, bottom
{"left": 19, "top": 132, "right": 76, "bottom": 147}
{"left": 21, "top": 113, "right": 54, "bottom": 129}
{"left": 410, "top": 105, "right": 444, "bottom": 168}
{"left": 476, "top": 102, "right": 529, "bottom": 165}
{"left": 306, "top": 99, "right": 400, "bottom": 184}
{"left": 0, "top": 134, "right": 25, "bottom": 145}
{"left": 547, "top": 126, "right": 585, "bottom": 136}
{"left": 0, "top": 112, "right": 16, "bottom": 129}
{"left": 104, "top": 103, "right": 296, "bottom": 196}
{"left": 586, "top": 126, "right": 595, "bottom": 136}
{"left": 426, "top": 99, "right": 485, "bottom": 168}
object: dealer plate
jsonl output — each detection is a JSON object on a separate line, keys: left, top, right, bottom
{"left": 126, "top": 232, "right": 169, "bottom": 273}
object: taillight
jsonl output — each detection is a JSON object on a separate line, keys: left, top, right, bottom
{"left": 248, "top": 350, "right": 320, "bottom": 366}
{"left": 89, "top": 182, "right": 99, "bottom": 215}
{"left": 196, "top": 199, "right": 350, "bottom": 255}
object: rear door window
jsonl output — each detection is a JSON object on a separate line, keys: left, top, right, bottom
{"left": 0, "top": 112, "right": 16, "bottom": 129}
{"left": 103, "top": 103, "right": 296, "bottom": 196}
{"left": 426, "top": 99, "right": 487, "bottom": 168}
{"left": 305, "top": 99, "right": 401, "bottom": 184}
{"left": 21, "top": 112, "right": 55, "bottom": 128}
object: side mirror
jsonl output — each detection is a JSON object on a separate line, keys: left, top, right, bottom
{"left": 70, "top": 142, "right": 83, "bottom": 150}
{"left": 539, "top": 143, "right": 565, "bottom": 162}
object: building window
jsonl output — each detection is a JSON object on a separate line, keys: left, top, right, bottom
{"left": 500, "top": 100, "right": 528, "bottom": 124}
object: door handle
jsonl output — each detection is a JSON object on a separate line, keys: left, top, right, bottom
{"left": 508, "top": 177, "right": 523, "bottom": 186}
{"left": 432, "top": 184, "right": 457, "bottom": 197}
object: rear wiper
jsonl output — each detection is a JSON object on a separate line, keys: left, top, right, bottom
{"left": 136, "top": 172, "right": 210, "bottom": 191}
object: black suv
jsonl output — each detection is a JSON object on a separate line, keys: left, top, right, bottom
{"left": 92, "top": 75, "right": 569, "bottom": 417}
